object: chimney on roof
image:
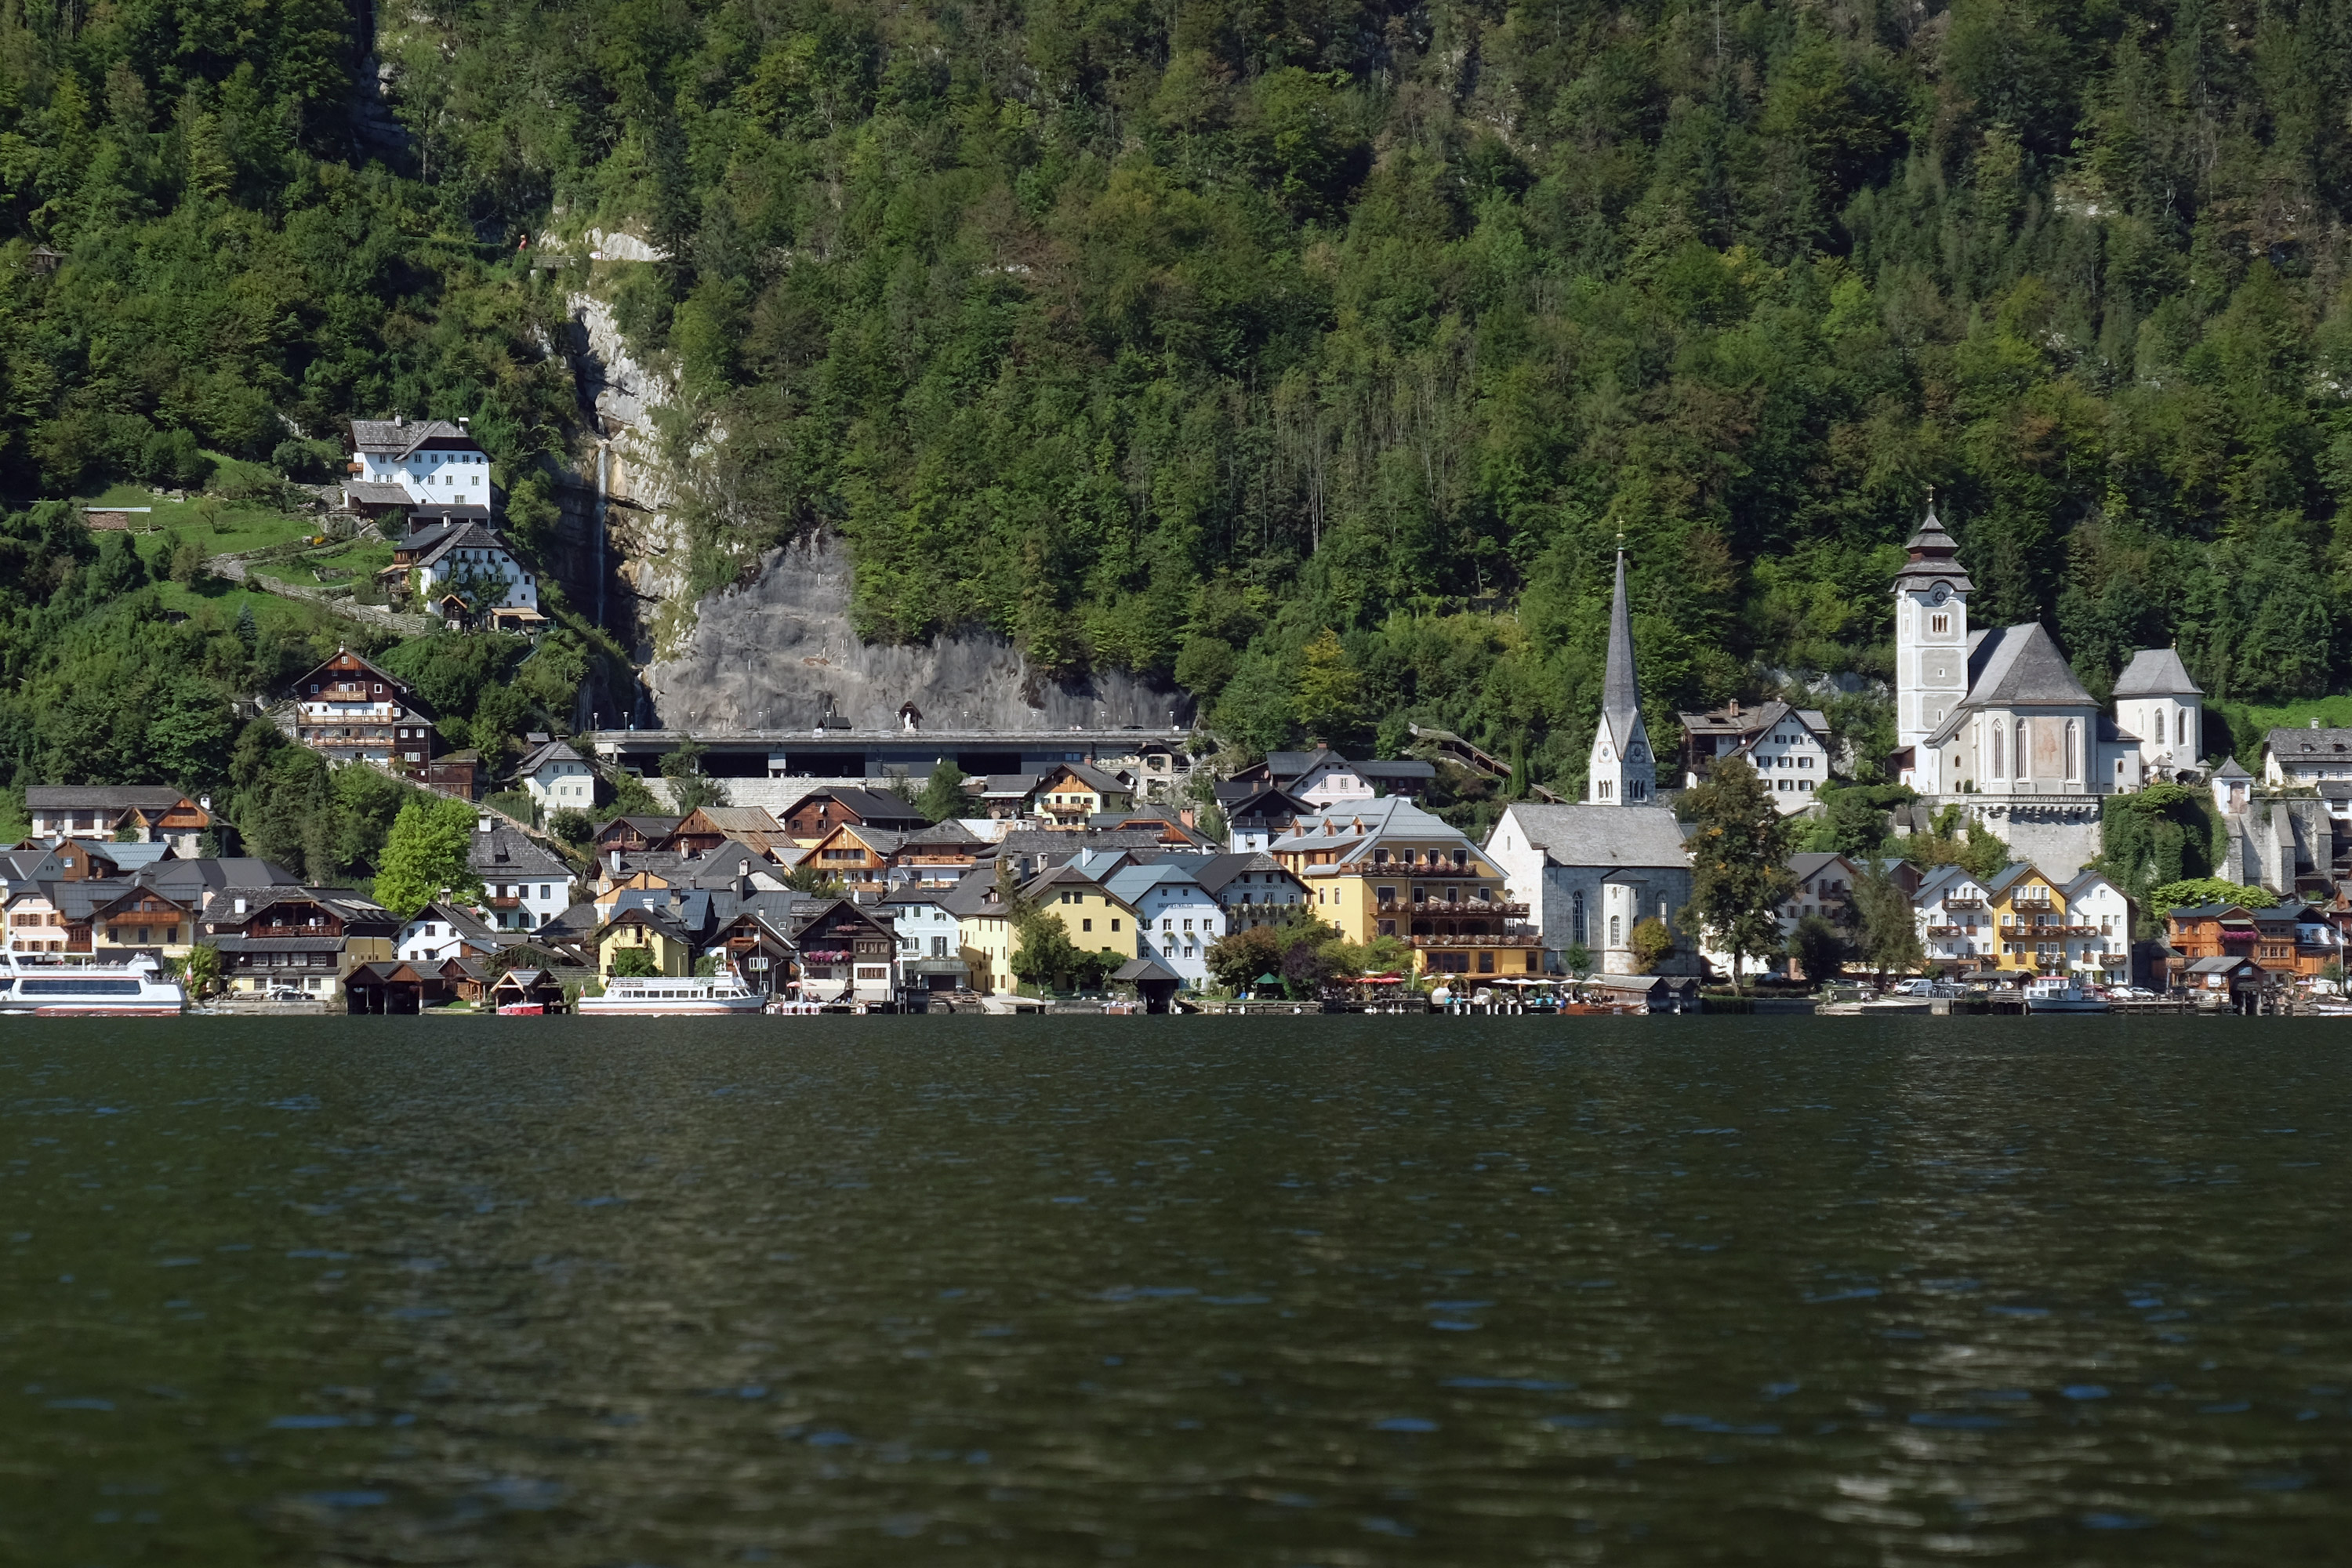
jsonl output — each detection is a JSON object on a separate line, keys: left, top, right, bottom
{"left": 233, "top": 896, "right": 247, "bottom": 915}
{"left": 1728, "top": 699, "right": 1739, "bottom": 718}
{"left": 2314, "top": 718, "right": 2322, "bottom": 729}
{"left": 394, "top": 412, "right": 404, "bottom": 427}
{"left": 477, "top": 811, "right": 492, "bottom": 833}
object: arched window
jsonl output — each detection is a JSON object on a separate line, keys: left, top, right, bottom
{"left": 2013, "top": 720, "right": 2028, "bottom": 779}
{"left": 1991, "top": 722, "right": 2005, "bottom": 779}
{"left": 1609, "top": 914, "right": 1622, "bottom": 947}
{"left": 2154, "top": 708, "right": 2166, "bottom": 744}
{"left": 1572, "top": 891, "right": 1587, "bottom": 946}
{"left": 2064, "top": 720, "right": 2079, "bottom": 781}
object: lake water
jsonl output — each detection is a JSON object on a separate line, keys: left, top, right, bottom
{"left": 2, "top": 1014, "right": 2347, "bottom": 1564}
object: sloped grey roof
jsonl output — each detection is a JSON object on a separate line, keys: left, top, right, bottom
{"left": 469, "top": 825, "right": 568, "bottom": 880}
{"left": 1188, "top": 851, "right": 1297, "bottom": 897}
{"left": 1962, "top": 623, "right": 2094, "bottom": 708}
{"left": 1497, "top": 804, "right": 1689, "bottom": 869}
{"left": 2267, "top": 727, "right": 2352, "bottom": 760}
{"left": 2213, "top": 757, "right": 2253, "bottom": 779}
{"left": 344, "top": 481, "right": 414, "bottom": 506}
{"left": 2112, "top": 648, "right": 2202, "bottom": 697}
{"left": 516, "top": 737, "right": 586, "bottom": 775}
{"left": 1600, "top": 551, "right": 1642, "bottom": 754}
{"left": 350, "top": 417, "right": 477, "bottom": 458}
{"left": 24, "top": 786, "right": 196, "bottom": 811}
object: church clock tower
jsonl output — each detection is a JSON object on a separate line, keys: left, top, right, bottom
{"left": 1891, "top": 499, "right": 1972, "bottom": 753}
{"left": 1587, "top": 549, "right": 1656, "bottom": 804}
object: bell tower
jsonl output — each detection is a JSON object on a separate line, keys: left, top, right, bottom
{"left": 1587, "top": 547, "right": 1655, "bottom": 804}
{"left": 1891, "top": 496, "right": 1972, "bottom": 753}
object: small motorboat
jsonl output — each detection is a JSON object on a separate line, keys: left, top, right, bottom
{"left": 2024, "top": 975, "right": 2111, "bottom": 1014}
{"left": 0, "top": 952, "right": 187, "bottom": 1016}
{"left": 495, "top": 1003, "right": 546, "bottom": 1016}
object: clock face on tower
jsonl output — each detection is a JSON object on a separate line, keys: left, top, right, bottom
{"left": 1928, "top": 584, "right": 1949, "bottom": 606}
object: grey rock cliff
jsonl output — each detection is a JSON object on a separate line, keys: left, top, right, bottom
{"left": 646, "top": 532, "right": 1196, "bottom": 733}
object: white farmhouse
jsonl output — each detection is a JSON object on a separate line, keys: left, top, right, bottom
{"left": 1676, "top": 698, "right": 1833, "bottom": 813}
{"left": 405, "top": 520, "right": 541, "bottom": 626}
{"left": 517, "top": 735, "right": 597, "bottom": 812}
{"left": 397, "top": 902, "right": 500, "bottom": 966}
{"left": 347, "top": 416, "right": 493, "bottom": 509}
{"left": 468, "top": 816, "right": 574, "bottom": 932}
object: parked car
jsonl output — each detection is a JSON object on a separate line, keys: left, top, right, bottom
{"left": 265, "top": 986, "right": 308, "bottom": 1003}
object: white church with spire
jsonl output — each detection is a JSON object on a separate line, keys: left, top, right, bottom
{"left": 1888, "top": 499, "right": 2204, "bottom": 869}
{"left": 1586, "top": 550, "right": 1657, "bottom": 804}
{"left": 1485, "top": 547, "right": 1699, "bottom": 979}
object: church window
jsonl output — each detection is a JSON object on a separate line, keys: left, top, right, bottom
{"left": 2154, "top": 709, "right": 2166, "bottom": 743}
{"left": 1991, "top": 723, "right": 2005, "bottom": 779}
{"left": 1610, "top": 914, "right": 1621, "bottom": 946}
{"left": 2064, "top": 721, "right": 2080, "bottom": 781}
{"left": 2013, "top": 720, "right": 2028, "bottom": 779}
{"left": 1929, "top": 613, "right": 1949, "bottom": 634}
{"left": 1572, "top": 892, "right": 1588, "bottom": 946}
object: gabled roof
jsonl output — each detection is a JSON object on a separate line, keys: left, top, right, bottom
{"left": 2059, "top": 869, "right": 2125, "bottom": 902}
{"left": 350, "top": 417, "right": 481, "bottom": 459}
{"left": 784, "top": 786, "right": 928, "bottom": 823}
{"left": 142, "top": 857, "right": 303, "bottom": 892}
{"left": 344, "top": 481, "right": 415, "bottom": 506}
{"left": 401, "top": 900, "right": 500, "bottom": 946}
{"left": 24, "top": 786, "right": 198, "bottom": 811}
{"left": 1788, "top": 851, "right": 1857, "bottom": 884}
{"left": 1964, "top": 623, "right": 2095, "bottom": 708}
{"left": 902, "top": 818, "right": 982, "bottom": 848}
{"left": 469, "top": 823, "right": 570, "bottom": 880}
{"left": 935, "top": 876, "right": 1010, "bottom": 918}
{"left": 1101, "top": 859, "right": 1210, "bottom": 906}
{"left": 516, "top": 737, "right": 587, "bottom": 775}
{"left": 1036, "top": 760, "right": 1131, "bottom": 796}
{"left": 597, "top": 815, "right": 682, "bottom": 840}
{"left": 1111, "top": 957, "right": 1181, "bottom": 984}
{"left": 2213, "top": 757, "right": 2253, "bottom": 779}
{"left": 2112, "top": 648, "right": 2203, "bottom": 698}
{"left": 2267, "top": 727, "right": 2352, "bottom": 760}
{"left": 1493, "top": 803, "right": 1688, "bottom": 870}
{"left": 978, "top": 773, "right": 1041, "bottom": 798}
{"left": 1185, "top": 852, "right": 1301, "bottom": 897}
{"left": 1911, "top": 864, "right": 1976, "bottom": 904}
{"left": 413, "top": 521, "right": 515, "bottom": 571}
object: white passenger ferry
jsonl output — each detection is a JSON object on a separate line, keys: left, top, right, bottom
{"left": 2024, "top": 975, "right": 2111, "bottom": 1014}
{"left": 0, "top": 953, "right": 187, "bottom": 1017}
{"left": 575, "top": 971, "right": 768, "bottom": 1017}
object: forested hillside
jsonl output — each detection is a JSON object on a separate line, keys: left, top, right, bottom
{"left": 5, "top": 1, "right": 2352, "bottom": 797}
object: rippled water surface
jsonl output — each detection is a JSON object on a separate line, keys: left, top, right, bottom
{"left": 2, "top": 1014, "right": 2349, "bottom": 1564}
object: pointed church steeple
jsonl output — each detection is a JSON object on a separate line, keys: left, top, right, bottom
{"left": 1588, "top": 541, "right": 1656, "bottom": 805}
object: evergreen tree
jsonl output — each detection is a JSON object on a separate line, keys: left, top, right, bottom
{"left": 916, "top": 760, "right": 969, "bottom": 824}
{"left": 372, "top": 797, "right": 486, "bottom": 919}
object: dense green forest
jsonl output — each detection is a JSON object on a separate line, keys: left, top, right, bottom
{"left": 6, "top": 0, "right": 2352, "bottom": 808}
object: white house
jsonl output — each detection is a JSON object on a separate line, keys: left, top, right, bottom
{"left": 407, "top": 521, "right": 539, "bottom": 622}
{"left": 1192, "top": 851, "right": 1311, "bottom": 929}
{"left": 1676, "top": 699, "right": 1833, "bottom": 813}
{"left": 880, "top": 882, "right": 972, "bottom": 994}
{"left": 1486, "top": 802, "right": 1693, "bottom": 975}
{"left": 467, "top": 816, "right": 573, "bottom": 931}
{"left": 517, "top": 735, "right": 596, "bottom": 812}
{"left": 1913, "top": 865, "right": 2000, "bottom": 974}
{"left": 397, "top": 901, "right": 500, "bottom": 966}
{"left": 2056, "top": 870, "right": 2135, "bottom": 982}
{"left": 1101, "top": 858, "right": 1225, "bottom": 989}
{"left": 347, "top": 416, "right": 492, "bottom": 507}
{"left": 2262, "top": 722, "right": 2352, "bottom": 788}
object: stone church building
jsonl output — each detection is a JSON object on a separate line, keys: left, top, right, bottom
{"left": 1886, "top": 504, "right": 2205, "bottom": 872}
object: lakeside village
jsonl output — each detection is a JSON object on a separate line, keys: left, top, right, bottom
{"left": 9, "top": 472, "right": 2352, "bottom": 1018}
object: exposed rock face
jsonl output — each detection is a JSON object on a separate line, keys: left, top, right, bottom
{"left": 646, "top": 532, "right": 1196, "bottom": 733}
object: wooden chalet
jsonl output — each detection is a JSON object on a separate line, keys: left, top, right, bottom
{"left": 781, "top": 787, "right": 927, "bottom": 844}
{"left": 595, "top": 816, "right": 682, "bottom": 855}
{"left": 489, "top": 967, "right": 568, "bottom": 1011}
{"left": 289, "top": 648, "right": 441, "bottom": 773}
{"left": 802, "top": 822, "right": 904, "bottom": 893}
{"left": 789, "top": 898, "right": 899, "bottom": 1004}
{"left": 666, "top": 805, "right": 791, "bottom": 856}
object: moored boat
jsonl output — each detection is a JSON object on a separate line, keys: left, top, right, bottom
{"left": 576, "top": 971, "right": 767, "bottom": 1017}
{"left": 0, "top": 952, "right": 187, "bottom": 1017}
{"left": 2024, "top": 975, "right": 2111, "bottom": 1014}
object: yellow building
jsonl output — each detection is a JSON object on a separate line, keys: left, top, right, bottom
{"left": 1987, "top": 863, "right": 2067, "bottom": 977}
{"left": 1004, "top": 862, "right": 1139, "bottom": 987}
{"left": 944, "top": 876, "right": 1018, "bottom": 994}
{"left": 593, "top": 906, "right": 697, "bottom": 978}
{"left": 1270, "top": 797, "right": 1541, "bottom": 982}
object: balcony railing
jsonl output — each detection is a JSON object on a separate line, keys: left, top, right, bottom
{"left": 1385, "top": 898, "right": 1528, "bottom": 918}
{"left": 1409, "top": 933, "right": 1544, "bottom": 949}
